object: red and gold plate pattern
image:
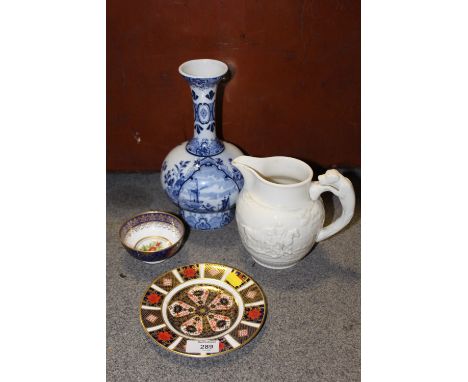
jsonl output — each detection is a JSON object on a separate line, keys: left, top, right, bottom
{"left": 139, "top": 263, "right": 267, "bottom": 357}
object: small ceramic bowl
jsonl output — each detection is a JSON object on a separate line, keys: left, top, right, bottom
{"left": 119, "top": 211, "right": 185, "bottom": 264}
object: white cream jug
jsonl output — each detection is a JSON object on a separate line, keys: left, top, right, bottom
{"left": 232, "top": 156, "right": 355, "bottom": 269}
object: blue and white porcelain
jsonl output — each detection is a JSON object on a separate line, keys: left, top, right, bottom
{"left": 161, "top": 59, "right": 243, "bottom": 230}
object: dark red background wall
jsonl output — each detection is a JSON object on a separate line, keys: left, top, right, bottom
{"left": 107, "top": 0, "right": 360, "bottom": 171}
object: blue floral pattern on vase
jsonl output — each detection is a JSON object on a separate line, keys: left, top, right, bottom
{"left": 186, "top": 87, "right": 223, "bottom": 157}
{"left": 181, "top": 209, "right": 235, "bottom": 230}
{"left": 196, "top": 103, "right": 212, "bottom": 124}
{"left": 183, "top": 76, "right": 224, "bottom": 90}
{"left": 186, "top": 138, "right": 225, "bottom": 157}
{"left": 161, "top": 60, "right": 243, "bottom": 230}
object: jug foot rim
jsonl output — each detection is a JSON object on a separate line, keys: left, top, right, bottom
{"left": 252, "top": 258, "right": 298, "bottom": 269}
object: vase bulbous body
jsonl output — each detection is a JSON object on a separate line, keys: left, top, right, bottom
{"left": 161, "top": 59, "right": 244, "bottom": 230}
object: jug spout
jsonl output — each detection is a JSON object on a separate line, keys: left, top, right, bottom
{"left": 232, "top": 156, "right": 265, "bottom": 191}
{"left": 233, "top": 155, "right": 314, "bottom": 208}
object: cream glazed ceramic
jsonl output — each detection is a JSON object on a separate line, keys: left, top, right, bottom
{"left": 232, "top": 156, "right": 355, "bottom": 269}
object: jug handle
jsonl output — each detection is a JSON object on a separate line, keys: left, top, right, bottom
{"left": 309, "top": 169, "right": 356, "bottom": 242}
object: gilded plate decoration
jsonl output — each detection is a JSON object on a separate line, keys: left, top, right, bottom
{"left": 140, "top": 263, "right": 267, "bottom": 357}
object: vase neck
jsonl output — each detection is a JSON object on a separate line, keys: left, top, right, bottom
{"left": 183, "top": 77, "right": 224, "bottom": 157}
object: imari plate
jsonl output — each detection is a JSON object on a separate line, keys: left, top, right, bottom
{"left": 139, "top": 263, "right": 267, "bottom": 357}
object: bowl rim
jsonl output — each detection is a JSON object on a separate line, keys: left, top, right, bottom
{"left": 119, "top": 210, "right": 186, "bottom": 254}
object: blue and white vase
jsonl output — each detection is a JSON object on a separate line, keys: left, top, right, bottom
{"left": 161, "top": 59, "right": 244, "bottom": 230}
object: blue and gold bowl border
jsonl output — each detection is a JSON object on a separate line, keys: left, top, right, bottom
{"left": 119, "top": 211, "right": 186, "bottom": 263}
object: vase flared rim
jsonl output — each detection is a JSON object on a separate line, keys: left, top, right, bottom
{"left": 179, "top": 59, "right": 228, "bottom": 79}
